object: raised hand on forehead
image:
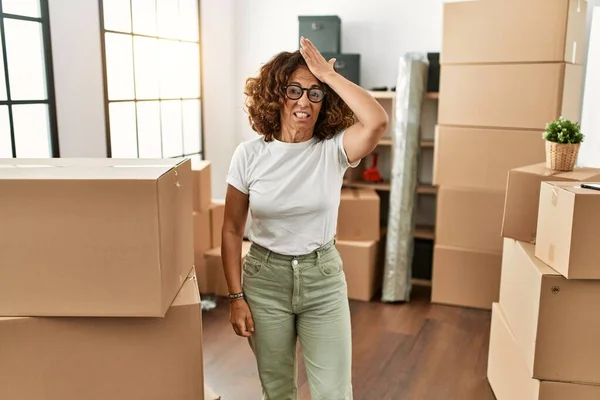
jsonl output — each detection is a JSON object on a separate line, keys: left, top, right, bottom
{"left": 299, "top": 36, "right": 336, "bottom": 83}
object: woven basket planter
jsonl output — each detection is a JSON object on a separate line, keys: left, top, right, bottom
{"left": 545, "top": 141, "right": 580, "bottom": 171}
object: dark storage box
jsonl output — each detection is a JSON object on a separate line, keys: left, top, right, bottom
{"left": 299, "top": 15, "right": 341, "bottom": 53}
{"left": 427, "top": 52, "right": 440, "bottom": 93}
{"left": 323, "top": 53, "right": 360, "bottom": 85}
{"left": 412, "top": 239, "right": 433, "bottom": 281}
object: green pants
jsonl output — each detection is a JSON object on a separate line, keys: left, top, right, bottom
{"left": 242, "top": 240, "right": 353, "bottom": 400}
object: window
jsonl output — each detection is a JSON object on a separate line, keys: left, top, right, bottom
{"left": 0, "top": 0, "right": 59, "bottom": 158}
{"left": 100, "top": 0, "right": 203, "bottom": 159}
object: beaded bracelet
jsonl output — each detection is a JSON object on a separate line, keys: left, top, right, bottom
{"left": 228, "top": 292, "right": 245, "bottom": 300}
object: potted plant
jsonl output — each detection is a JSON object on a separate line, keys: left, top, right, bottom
{"left": 543, "top": 116, "right": 584, "bottom": 172}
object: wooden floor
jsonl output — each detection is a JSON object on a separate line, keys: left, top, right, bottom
{"left": 202, "top": 286, "right": 496, "bottom": 400}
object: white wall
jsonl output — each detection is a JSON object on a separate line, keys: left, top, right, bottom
{"left": 579, "top": 4, "right": 600, "bottom": 167}
{"left": 48, "top": 0, "right": 107, "bottom": 157}
{"left": 232, "top": 0, "right": 445, "bottom": 142}
{"left": 200, "top": 0, "right": 237, "bottom": 199}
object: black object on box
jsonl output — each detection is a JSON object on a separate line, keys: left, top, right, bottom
{"left": 427, "top": 52, "right": 440, "bottom": 93}
{"left": 322, "top": 53, "right": 360, "bottom": 85}
{"left": 299, "top": 16, "right": 341, "bottom": 53}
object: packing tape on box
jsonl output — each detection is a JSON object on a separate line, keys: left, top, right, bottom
{"left": 549, "top": 244, "right": 555, "bottom": 263}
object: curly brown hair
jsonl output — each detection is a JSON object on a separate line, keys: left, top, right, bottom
{"left": 244, "top": 50, "right": 355, "bottom": 141}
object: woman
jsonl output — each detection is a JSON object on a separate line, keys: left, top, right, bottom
{"left": 221, "top": 37, "right": 388, "bottom": 399}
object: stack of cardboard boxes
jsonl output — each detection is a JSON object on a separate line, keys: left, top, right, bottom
{"left": 192, "top": 159, "right": 214, "bottom": 273}
{"left": 336, "top": 188, "right": 382, "bottom": 301}
{"left": 0, "top": 158, "right": 205, "bottom": 399}
{"left": 432, "top": 0, "right": 586, "bottom": 309}
{"left": 488, "top": 163, "right": 600, "bottom": 398}
{"left": 191, "top": 159, "right": 252, "bottom": 297}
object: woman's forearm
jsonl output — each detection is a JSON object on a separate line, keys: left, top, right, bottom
{"left": 221, "top": 230, "right": 244, "bottom": 294}
{"left": 323, "top": 71, "right": 388, "bottom": 134}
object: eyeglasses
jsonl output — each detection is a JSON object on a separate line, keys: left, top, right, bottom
{"left": 284, "top": 84, "right": 325, "bottom": 103}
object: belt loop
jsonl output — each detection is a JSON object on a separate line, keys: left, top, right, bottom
{"left": 264, "top": 249, "right": 271, "bottom": 265}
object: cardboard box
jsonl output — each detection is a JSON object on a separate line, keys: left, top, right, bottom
{"left": 431, "top": 245, "right": 501, "bottom": 310}
{"left": 209, "top": 201, "right": 225, "bottom": 248}
{"left": 195, "top": 254, "right": 209, "bottom": 294}
{"left": 502, "top": 163, "right": 600, "bottom": 243}
{"left": 536, "top": 181, "right": 600, "bottom": 279}
{"left": 0, "top": 270, "right": 204, "bottom": 400}
{"left": 436, "top": 187, "right": 505, "bottom": 252}
{"left": 337, "top": 189, "right": 380, "bottom": 241}
{"left": 439, "top": 63, "right": 583, "bottom": 130}
{"left": 500, "top": 239, "right": 600, "bottom": 384}
{"left": 194, "top": 210, "right": 212, "bottom": 257}
{"left": 192, "top": 159, "right": 212, "bottom": 213}
{"left": 0, "top": 159, "right": 193, "bottom": 317}
{"left": 434, "top": 126, "right": 545, "bottom": 191}
{"left": 442, "top": 0, "right": 587, "bottom": 65}
{"left": 488, "top": 303, "right": 600, "bottom": 400}
{"left": 202, "top": 242, "right": 252, "bottom": 296}
{"left": 336, "top": 240, "right": 380, "bottom": 301}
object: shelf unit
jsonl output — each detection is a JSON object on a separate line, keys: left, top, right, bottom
{"left": 344, "top": 89, "right": 439, "bottom": 201}
{"left": 366, "top": 90, "right": 396, "bottom": 99}
{"left": 343, "top": 88, "right": 439, "bottom": 287}
{"left": 377, "top": 138, "right": 435, "bottom": 149}
{"left": 414, "top": 225, "right": 435, "bottom": 240}
{"left": 367, "top": 90, "right": 438, "bottom": 100}
{"left": 342, "top": 180, "right": 437, "bottom": 195}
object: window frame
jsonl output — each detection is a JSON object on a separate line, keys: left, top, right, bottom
{"left": 0, "top": 0, "right": 60, "bottom": 158}
{"left": 98, "top": 0, "right": 205, "bottom": 160}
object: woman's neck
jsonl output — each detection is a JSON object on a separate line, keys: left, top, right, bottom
{"left": 278, "top": 128, "right": 313, "bottom": 143}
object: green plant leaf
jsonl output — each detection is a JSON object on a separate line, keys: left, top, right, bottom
{"left": 543, "top": 117, "right": 584, "bottom": 144}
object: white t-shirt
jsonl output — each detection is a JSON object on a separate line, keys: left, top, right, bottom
{"left": 226, "top": 130, "right": 359, "bottom": 256}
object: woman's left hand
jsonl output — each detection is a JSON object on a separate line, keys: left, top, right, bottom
{"left": 300, "top": 36, "right": 336, "bottom": 83}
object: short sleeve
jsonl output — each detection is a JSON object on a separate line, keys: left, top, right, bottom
{"left": 226, "top": 143, "right": 249, "bottom": 194}
{"left": 334, "top": 130, "right": 360, "bottom": 169}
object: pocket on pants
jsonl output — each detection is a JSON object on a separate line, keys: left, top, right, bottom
{"left": 242, "top": 255, "right": 264, "bottom": 278}
{"left": 319, "top": 251, "right": 344, "bottom": 277}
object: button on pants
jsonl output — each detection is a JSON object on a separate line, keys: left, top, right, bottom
{"left": 242, "top": 240, "right": 353, "bottom": 400}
